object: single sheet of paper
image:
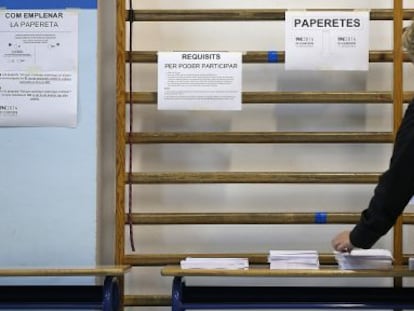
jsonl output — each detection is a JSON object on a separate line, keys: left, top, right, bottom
{"left": 0, "top": 10, "right": 78, "bottom": 127}
{"left": 285, "top": 11, "right": 369, "bottom": 71}
{"left": 158, "top": 52, "right": 242, "bottom": 110}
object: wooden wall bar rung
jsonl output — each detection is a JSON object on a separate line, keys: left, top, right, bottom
{"left": 128, "top": 91, "right": 414, "bottom": 104}
{"left": 127, "top": 50, "right": 412, "bottom": 63}
{"left": 123, "top": 253, "right": 413, "bottom": 266}
{"left": 403, "top": 214, "right": 414, "bottom": 223}
{"left": 127, "top": 132, "right": 394, "bottom": 144}
{"left": 125, "top": 212, "right": 361, "bottom": 225}
{"left": 126, "top": 212, "right": 414, "bottom": 225}
{"left": 128, "top": 9, "right": 414, "bottom": 22}
{"left": 124, "top": 295, "right": 170, "bottom": 307}
{"left": 127, "top": 172, "right": 380, "bottom": 184}
{"left": 124, "top": 253, "right": 338, "bottom": 266}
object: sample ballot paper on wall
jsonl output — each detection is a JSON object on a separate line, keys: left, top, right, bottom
{"left": 0, "top": 10, "right": 78, "bottom": 127}
{"left": 157, "top": 52, "right": 242, "bottom": 110}
{"left": 285, "top": 11, "right": 369, "bottom": 71}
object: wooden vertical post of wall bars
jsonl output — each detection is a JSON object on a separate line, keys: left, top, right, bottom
{"left": 392, "top": 0, "right": 404, "bottom": 279}
{"left": 115, "top": 0, "right": 126, "bottom": 307}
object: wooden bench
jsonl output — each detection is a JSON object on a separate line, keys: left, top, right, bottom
{"left": 0, "top": 266, "right": 130, "bottom": 310}
{"left": 161, "top": 265, "right": 414, "bottom": 311}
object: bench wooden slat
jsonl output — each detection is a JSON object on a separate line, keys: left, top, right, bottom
{"left": 161, "top": 265, "right": 414, "bottom": 278}
{"left": 0, "top": 266, "right": 130, "bottom": 277}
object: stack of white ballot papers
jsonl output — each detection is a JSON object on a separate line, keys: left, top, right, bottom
{"left": 180, "top": 257, "right": 249, "bottom": 270}
{"left": 334, "top": 249, "right": 394, "bottom": 270}
{"left": 268, "top": 250, "right": 320, "bottom": 270}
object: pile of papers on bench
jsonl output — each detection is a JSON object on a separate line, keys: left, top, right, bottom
{"left": 268, "top": 250, "right": 320, "bottom": 269}
{"left": 334, "top": 249, "right": 393, "bottom": 270}
{"left": 180, "top": 257, "right": 249, "bottom": 270}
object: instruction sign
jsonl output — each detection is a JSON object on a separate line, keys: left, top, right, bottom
{"left": 158, "top": 52, "right": 242, "bottom": 110}
{"left": 0, "top": 10, "right": 78, "bottom": 127}
{"left": 285, "top": 11, "right": 369, "bottom": 71}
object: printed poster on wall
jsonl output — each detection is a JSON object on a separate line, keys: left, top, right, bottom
{"left": 157, "top": 52, "right": 242, "bottom": 110}
{"left": 0, "top": 10, "right": 78, "bottom": 127}
{"left": 285, "top": 11, "right": 369, "bottom": 71}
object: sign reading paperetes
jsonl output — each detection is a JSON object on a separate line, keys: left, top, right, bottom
{"left": 0, "top": 10, "right": 78, "bottom": 127}
{"left": 285, "top": 11, "right": 370, "bottom": 71}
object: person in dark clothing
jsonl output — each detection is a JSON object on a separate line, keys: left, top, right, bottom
{"left": 331, "top": 24, "right": 414, "bottom": 252}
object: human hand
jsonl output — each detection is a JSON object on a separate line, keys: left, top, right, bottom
{"left": 331, "top": 230, "right": 354, "bottom": 252}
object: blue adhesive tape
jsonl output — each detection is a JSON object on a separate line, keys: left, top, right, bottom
{"left": 314, "top": 212, "right": 327, "bottom": 224}
{"left": 267, "top": 51, "right": 278, "bottom": 63}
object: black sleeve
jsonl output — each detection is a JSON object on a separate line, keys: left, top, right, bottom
{"left": 349, "top": 100, "right": 414, "bottom": 249}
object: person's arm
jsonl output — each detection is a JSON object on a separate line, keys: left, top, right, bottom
{"left": 332, "top": 23, "right": 414, "bottom": 252}
{"left": 349, "top": 102, "right": 414, "bottom": 249}
{"left": 333, "top": 102, "right": 414, "bottom": 251}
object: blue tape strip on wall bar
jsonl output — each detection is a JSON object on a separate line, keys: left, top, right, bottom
{"left": 314, "top": 212, "right": 327, "bottom": 224}
{"left": 0, "top": 0, "right": 97, "bottom": 9}
{"left": 267, "top": 51, "right": 279, "bottom": 63}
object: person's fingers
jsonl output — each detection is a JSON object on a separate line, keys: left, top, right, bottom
{"left": 335, "top": 243, "right": 346, "bottom": 252}
{"left": 338, "top": 243, "right": 352, "bottom": 252}
{"left": 331, "top": 235, "right": 343, "bottom": 249}
{"left": 331, "top": 238, "right": 353, "bottom": 252}
{"left": 331, "top": 239, "right": 342, "bottom": 251}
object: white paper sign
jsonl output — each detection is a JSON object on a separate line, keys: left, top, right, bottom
{"left": 157, "top": 52, "right": 242, "bottom": 110}
{"left": 285, "top": 11, "right": 369, "bottom": 71}
{"left": 0, "top": 10, "right": 78, "bottom": 127}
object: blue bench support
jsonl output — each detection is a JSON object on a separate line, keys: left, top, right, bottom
{"left": 0, "top": 276, "right": 119, "bottom": 310}
{"left": 172, "top": 276, "right": 414, "bottom": 310}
